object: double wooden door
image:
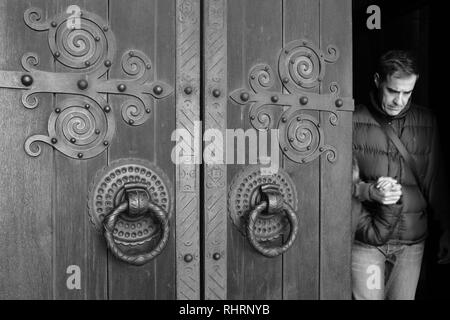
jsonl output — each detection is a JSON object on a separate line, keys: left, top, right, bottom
{"left": 0, "top": 0, "right": 353, "bottom": 299}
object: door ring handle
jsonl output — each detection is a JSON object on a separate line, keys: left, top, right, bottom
{"left": 246, "top": 200, "right": 299, "bottom": 258}
{"left": 103, "top": 192, "right": 170, "bottom": 266}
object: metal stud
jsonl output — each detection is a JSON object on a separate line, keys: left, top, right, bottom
{"left": 240, "top": 92, "right": 249, "bottom": 102}
{"left": 153, "top": 85, "right": 163, "bottom": 95}
{"left": 51, "top": 138, "right": 57, "bottom": 144}
{"left": 55, "top": 108, "right": 61, "bottom": 114}
{"left": 77, "top": 153, "right": 84, "bottom": 158}
{"left": 271, "top": 95, "right": 279, "bottom": 103}
{"left": 104, "top": 105, "right": 111, "bottom": 113}
{"left": 282, "top": 77, "right": 289, "bottom": 84}
{"left": 85, "top": 104, "right": 90, "bottom": 109}
{"left": 54, "top": 51, "right": 60, "bottom": 58}
{"left": 70, "top": 138, "right": 76, "bottom": 144}
{"left": 117, "top": 84, "right": 126, "bottom": 92}
{"left": 145, "top": 108, "right": 151, "bottom": 113}
{"left": 300, "top": 96, "right": 308, "bottom": 105}
{"left": 103, "top": 141, "right": 109, "bottom": 146}
{"left": 184, "top": 254, "right": 193, "bottom": 263}
{"left": 281, "top": 117, "right": 287, "bottom": 123}
{"left": 335, "top": 99, "right": 344, "bottom": 108}
{"left": 95, "top": 129, "right": 101, "bottom": 135}
{"left": 103, "top": 25, "right": 108, "bottom": 32}
{"left": 212, "top": 253, "right": 221, "bottom": 261}
{"left": 212, "top": 89, "right": 221, "bottom": 98}
{"left": 128, "top": 119, "right": 134, "bottom": 125}
{"left": 95, "top": 36, "right": 100, "bottom": 42}
{"left": 85, "top": 61, "right": 91, "bottom": 67}
{"left": 184, "top": 86, "right": 193, "bottom": 95}
{"left": 21, "top": 74, "right": 33, "bottom": 87}
{"left": 104, "top": 60, "right": 112, "bottom": 68}
{"left": 77, "top": 79, "right": 89, "bottom": 90}
{"left": 51, "top": 21, "right": 57, "bottom": 28}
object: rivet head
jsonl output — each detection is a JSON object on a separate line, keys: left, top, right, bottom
{"left": 153, "top": 85, "right": 163, "bottom": 95}
{"left": 117, "top": 84, "right": 126, "bottom": 92}
{"left": 319, "top": 147, "right": 324, "bottom": 152}
{"left": 85, "top": 104, "right": 90, "bottom": 109}
{"left": 77, "top": 79, "right": 89, "bottom": 90}
{"left": 77, "top": 153, "right": 83, "bottom": 159}
{"left": 184, "top": 86, "right": 193, "bottom": 95}
{"left": 128, "top": 119, "right": 134, "bottom": 125}
{"left": 51, "top": 21, "right": 57, "bottom": 28}
{"left": 103, "top": 25, "right": 109, "bottom": 32}
{"left": 129, "top": 51, "right": 134, "bottom": 57}
{"left": 103, "top": 141, "right": 109, "bottom": 146}
{"left": 54, "top": 51, "right": 60, "bottom": 58}
{"left": 289, "top": 138, "right": 294, "bottom": 143}
{"left": 281, "top": 117, "right": 287, "bottom": 123}
{"left": 21, "top": 74, "right": 33, "bottom": 87}
{"left": 55, "top": 108, "right": 61, "bottom": 114}
{"left": 212, "top": 89, "right": 221, "bottom": 98}
{"left": 250, "top": 115, "right": 256, "bottom": 121}
{"left": 95, "top": 36, "right": 100, "bottom": 42}
{"left": 104, "top": 60, "right": 112, "bottom": 68}
{"left": 271, "top": 95, "right": 279, "bottom": 103}
{"left": 51, "top": 138, "right": 57, "bottom": 144}
{"left": 146, "top": 64, "right": 151, "bottom": 69}
{"left": 85, "top": 61, "right": 91, "bottom": 66}
{"left": 335, "top": 99, "right": 344, "bottom": 108}
{"left": 184, "top": 254, "right": 193, "bottom": 263}
{"left": 282, "top": 77, "right": 289, "bottom": 84}
{"left": 284, "top": 147, "right": 289, "bottom": 152}
{"left": 145, "top": 108, "right": 151, "bottom": 113}
{"left": 104, "top": 105, "right": 111, "bottom": 113}
{"left": 70, "top": 138, "right": 76, "bottom": 144}
{"left": 297, "top": 117, "right": 302, "bottom": 121}
{"left": 300, "top": 96, "right": 308, "bottom": 105}
{"left": 317, "top": 123, "right": 321, "bottom": 128}
{"left": 95, "top": 129, "right": 101, "bottom": 135}
{"left": 240, "top": 92, "right": 249, "bottom": 102}
{"left": 212, "top": 253, "right": 221, "bottom": 261}
{"left": 307, "top": 146, "right": 311, "bottom": 150}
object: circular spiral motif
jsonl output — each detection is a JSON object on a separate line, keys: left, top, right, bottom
{"left": 121, "top": 99, "right": 151, "bottom": 126}
{"left": 228, "top": 165, "right": 298, "bottom": 242}
{"left": 279, "top": 40, "right": 326, "bottom": 92}
{"left": 88, "top": 159, "right": 173, "bottom": 246}
{"left": 121, "top": 50, "right": 152, "bottom": 83}
{"left": 279, "top": 112, "right": 323, "bottom": 163}
{"left": 249, "top": 64, "right": 275, "bottom": 93}
{"left": 46, "top": 11, "right": 115, "bottom": 71}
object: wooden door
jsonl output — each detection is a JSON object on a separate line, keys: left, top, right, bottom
{"left": 0, "top": 0, "right": 201, "bottom": 299}
{"left": 0, "top": 0, "right": 352, "bottom": 300}
{"left": 203, "top": 0, "right": 354, "bottom": 299}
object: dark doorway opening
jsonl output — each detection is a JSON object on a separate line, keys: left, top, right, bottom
{"left": 352, "top": 0, "right": 450, "bottom": 300}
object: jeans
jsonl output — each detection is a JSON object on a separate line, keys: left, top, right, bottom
{"left": 352, "top": 240, "right": 425, "bottom": 300}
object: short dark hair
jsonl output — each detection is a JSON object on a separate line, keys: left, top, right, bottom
{"left": 376, "top": 50, "right": 419, "bottom": 81}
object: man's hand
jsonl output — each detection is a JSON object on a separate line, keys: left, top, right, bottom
{"left": 369, "top": 177, "right": 402, "bottom": 205}
{"left": 438, "top": 230, "right": 450, "bottom": 264}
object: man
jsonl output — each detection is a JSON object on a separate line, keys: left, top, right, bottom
{"left": 352, "top": 50, "right": 450, "bottom": 300}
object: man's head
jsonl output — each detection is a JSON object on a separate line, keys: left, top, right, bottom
{"left": 374, "top": 50, "right": 419, "bottom": 116}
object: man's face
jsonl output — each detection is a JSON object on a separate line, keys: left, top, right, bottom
{"left": 375, "top": 73, "right": 418, "bottom": 116}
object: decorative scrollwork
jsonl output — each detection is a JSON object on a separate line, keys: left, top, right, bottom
{"left": 0, "top": 7, "right": 174, "bottom": 160}
{"left": 229, "top": 38, "right": 354, "bottom": 164}
{"left": 25, "top": 97, "right": 115, "bottom": 159}
{"left": 278, "top": 112, "right": 337, "bottom": 164}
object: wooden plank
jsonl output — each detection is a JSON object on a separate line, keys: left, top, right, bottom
{"left": 52, "top": 0, "right": 108, "bottom": 300}
{"left": 107, "top": 0, "right": 176, "bottom": 299}
{"left": 204, "top": 0, "right": 228, "bottom": 300}
{"left": 0, "top": 0, "right": 54, "bottom": 299}
{"left": 282, "top": 0, "right": 321, "bottom": 300}
{"left": 226, "top": 0, "right": 283, "bottom": 300}
{"left": 319, "top": 0, "right": 353, "bottom": 300}
{"left": 176, "top": 0, "right": 201, "bottom": 300}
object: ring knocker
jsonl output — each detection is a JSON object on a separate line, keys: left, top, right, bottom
{"left": 246, "top": 186, "right": 299, "bottom": 257}
{"left": 103, "top": 183, "right": 170, "bottom": 266}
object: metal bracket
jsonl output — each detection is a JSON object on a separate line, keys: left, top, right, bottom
{"left": 0, "top": 7, "right": 173, "bottom": 159}
{"left": 229, "top": 39, "right": 354, "bottom": 164}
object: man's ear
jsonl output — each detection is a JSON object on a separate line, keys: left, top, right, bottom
{"left": 374, "top": 73, "right": 380, "bottom": 88}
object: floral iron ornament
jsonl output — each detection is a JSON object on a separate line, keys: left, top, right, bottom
{"left": 0, "top": 7, "right": 173, "bottom": 159}
{"left": 229, "top": 39, "right": 354, "bottom": 164}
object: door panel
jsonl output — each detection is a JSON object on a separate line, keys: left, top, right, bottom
{"left": 0, "top": 0, "right": 352, "bottom": 300}
{"left": 204, "top": 0, "right": 353, "bottom": 300}
{"left": 0, "top": 0, "right": 190, "bottom": 299}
